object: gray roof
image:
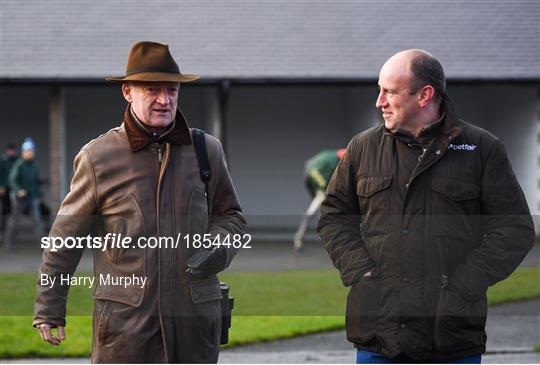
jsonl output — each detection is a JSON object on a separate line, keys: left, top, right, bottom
{"left": 1, "top": 0, "right": 539, "bottom": 81}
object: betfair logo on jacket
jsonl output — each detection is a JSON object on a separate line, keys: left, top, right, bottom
{"left": 448, "top": 143, "right": 477, "bottom": 151}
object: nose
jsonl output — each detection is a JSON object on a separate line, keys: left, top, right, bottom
{"left": 375, "top": 91, "right": 386, "bottom": 108}
{"left": 156, "top": 88, "right": 170, "bottom": 105}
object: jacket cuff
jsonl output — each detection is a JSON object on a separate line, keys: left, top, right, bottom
{"left": 32, "top": 317, "right": 66, "bottom": 328}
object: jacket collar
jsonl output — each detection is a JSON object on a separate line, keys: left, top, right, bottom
{"left": 123, "top": 104, "right": 192, "bottom": 152}
{"left": 433, "top": 94, "right": 463, "bottom": 150}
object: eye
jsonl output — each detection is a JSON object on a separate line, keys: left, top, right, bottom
{"left": 378, "top": 87, "right": 392, "bottom": 96}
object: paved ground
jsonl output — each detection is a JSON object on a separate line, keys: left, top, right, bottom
{"left": 218, "top": 299, "right": 540, "bottom": 364}
{"left": 4, "top": 299, "right": 539, "bottom": 363}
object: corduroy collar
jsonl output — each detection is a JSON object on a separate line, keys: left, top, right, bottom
{"left": 123, "top": 104, "right": 192, "bottom": 152}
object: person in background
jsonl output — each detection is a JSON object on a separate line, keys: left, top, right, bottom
{"left": 4, "top": 138, "right": 44, "bottom": 247}
{"left": 0, "top": 142, "right": 18, "bottom": 236}
{"left": 293, "top": 148, "right": 345, "bottom": 253}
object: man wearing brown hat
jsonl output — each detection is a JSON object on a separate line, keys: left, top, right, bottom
{"left": 33, "top": 41, "right": 246, "bottom": 363}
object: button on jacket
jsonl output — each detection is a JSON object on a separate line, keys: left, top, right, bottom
{"left": 33, "top": 105, "right": 246, "bottom": 363}
{"left": 318, "top": 97, "right": 534, "bottom": 360}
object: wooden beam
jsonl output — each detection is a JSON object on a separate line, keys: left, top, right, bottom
{"left": 48, "top": 87, "right": 66, "bottom": 214}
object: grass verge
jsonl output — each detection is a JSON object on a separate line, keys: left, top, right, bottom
{"left": 1, "top": 267, "right": 539, "bottom": 358}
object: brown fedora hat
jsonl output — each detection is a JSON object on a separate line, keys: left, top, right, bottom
{"left": 106, "top": 41, "right": 199, "bottom": 83}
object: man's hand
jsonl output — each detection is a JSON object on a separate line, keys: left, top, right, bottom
{"left": 188, "top": 247, "right": 227, "bottom": 278}
{"left": 0, "top": 186, "right": 5, "bottom": 197}
{"left": 16, "top": 189, "right": 27, "bottom": 198}
{"left": 36, "top": 323, "right": 65, "bottom": 346}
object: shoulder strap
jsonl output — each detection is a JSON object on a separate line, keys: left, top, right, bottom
{"left": 191, "top": 128, "right": 211, "bottom": 199}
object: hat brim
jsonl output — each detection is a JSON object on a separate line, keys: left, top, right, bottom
{"left": 106, "top": 71, "right": 200, "bottom": 83}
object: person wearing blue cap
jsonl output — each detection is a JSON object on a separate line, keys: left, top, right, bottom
{"left": 0, "top": 142, "right": 18, "bottom": 235}
{"left": 4, "top": 137, "right": 44, "bottom": 247}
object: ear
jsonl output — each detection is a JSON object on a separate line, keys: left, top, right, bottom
{"left": 121, "top": 83, "right": 133, "bottom": 103}
{"left": 418, "top": 85, "right": 435, "bottom": 108}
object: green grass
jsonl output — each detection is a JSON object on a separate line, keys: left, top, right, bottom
{"left": 1, "top": 267, "right": 539, "bottom": 358}
{"left": 535, "top": 344, "right": 540, "bottom": 353}
{"left": 486, "top": 267, "right": 540, "bottom": 305}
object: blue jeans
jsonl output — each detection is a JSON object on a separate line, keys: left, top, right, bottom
{"left": 356, "top": 349, "right": 482, "bottom": 364}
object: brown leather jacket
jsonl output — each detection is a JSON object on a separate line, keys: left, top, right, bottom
{"left": 33, "top": 106, "right": 246, "bottom": 363}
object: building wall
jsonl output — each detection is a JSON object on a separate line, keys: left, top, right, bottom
{"left": 227, "top": 83, "right": 540, "bottom": 230}
{"left": 0, "top": 85, "right": 51, "bottom": 198}
{"left": 63, "top": 84, "right": 216, "bottom": 184}
{"left": 449, "top": 83, "right": 540, "bottom": 233}
{"left": 0, "top": 82, "right": 538, "bottom": 233}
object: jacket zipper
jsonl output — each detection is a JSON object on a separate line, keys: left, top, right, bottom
{"left": 419, "top": 148, "right": 427, "bottom": 162}
{"left": 156, "top": 143, "right": 169, "bottom": 231}
{"left": 155, "top": 142, "right": 170, "bottom": 362}
{"left": 158, "top": 144, "right": 163, "bottom": 164}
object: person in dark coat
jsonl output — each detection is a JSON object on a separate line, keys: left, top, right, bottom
{"left": 318, "top": 49, "right": 535, "bottom": 363}
{"left": 293, "top": 148, "right": 345, "bottom": 252}
{"left": 0, "top": 142, "right": 18, "bottom": 235}
{"left": 4, "top": 138, "right": 44, "bottom": 246}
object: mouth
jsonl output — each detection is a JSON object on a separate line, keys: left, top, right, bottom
{"left": 382, "top": 111, "right": 392, "bottom": 118}
{"left": 153, "top": 109, "right": 170, "bottom": 115}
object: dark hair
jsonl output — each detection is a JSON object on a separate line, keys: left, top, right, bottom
{"left": 409, "top": 52, "right": 446, "bottom": 103}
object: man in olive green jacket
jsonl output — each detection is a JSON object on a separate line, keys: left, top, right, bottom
{"left": 0, "top": 142, "right": 18, "bottom": 234}
{"left": 33, "top": 41, "right": 246, "bottom": 363}
{"left": 318, "top": 49, "right": 534, "bottom": 363}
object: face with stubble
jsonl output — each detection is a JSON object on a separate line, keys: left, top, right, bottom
{"left": 375, "top": 53, "right": 423, "bottom": 135}
{"left": 122, "top": 82, "right": 179, "bottom": 129}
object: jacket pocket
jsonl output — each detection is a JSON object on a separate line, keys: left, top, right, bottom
{"left": 94, "top": 298, "right": 147, "bottom": 349}
{"left": 434, "top": 285, "right": 487, "bottom": 352}
{"left": 187, "top": 276, "right": 223, "bottom": 350}
{"left": 187, "top": 189, "right": 210, "bottom": 258}
{"left": 431, "top": 179, "right": 480, "bottom": 202}
{"left": 92, "top": 278, "right": 146, "bottom": 307}
{"left": 345, "top": 270, "right": 381, "bottom": 346}
{"left": 430, "top": 179, "right": 481, "bottom": 238}
{"left": 356, "top": 176, "right": 392, "bottom": 237}
{"left": 189, "top": 276, "right": 222, "bottom": 304}
{"left": 100, "top": 194, "right": 146, "bottom": 277}
{"left": 96, "top": 300, "right": 109, "bottom": 346}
